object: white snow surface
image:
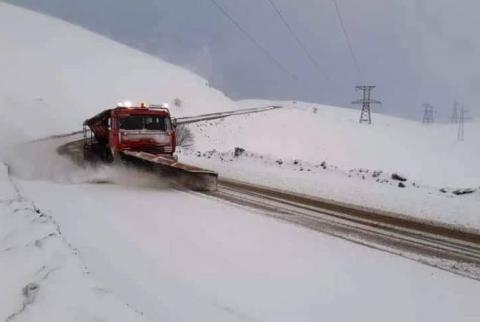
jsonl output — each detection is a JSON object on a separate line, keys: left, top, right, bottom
{"left": 1, "top": 3, "right": 480, "bottom": 322}
{"left": 208, "top": 100, "right": 480, "bottom": 188}
{"left": 10, "top": 140, "right": 480, "bottom": 322}
{"left": 0, "top": 162, "right": 142, "bottom": 322}
{"left": 179, "top": 101, "right": 480, "bottom": 231}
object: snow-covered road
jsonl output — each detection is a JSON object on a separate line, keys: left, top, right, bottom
{"left": 14, "top": 175, "right": 480, "bottom": 322}
{"left": 1, "top": 136, "right": 478, "bottom": 321}
{"left": 57, "top": 135, "right": 480, "bottom": 280}
{"left": 212, "top": 179, "right": 480, "bottom": 279}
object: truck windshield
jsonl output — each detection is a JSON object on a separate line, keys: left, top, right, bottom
{"left": 119, "top": 115, "right": 170, "bottom": 131}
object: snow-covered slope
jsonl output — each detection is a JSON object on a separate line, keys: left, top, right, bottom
{"left": 200, "top": 100, "right": 480, "bottom": 187}
{"left": 180, "top": 100, "right": 480, "bottom": 230}
{"left": 0, "top": 3, "right": 232, "bottom": 148}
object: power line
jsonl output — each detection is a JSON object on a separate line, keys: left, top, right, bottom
{"left": 331, "top": 0, "right": 363, "bottom": 82}
{"left": 208, "top": 0, "right": 295, "bottom": 79}
{"left": 264, "top": 0, "right": 334, "bottom": 87}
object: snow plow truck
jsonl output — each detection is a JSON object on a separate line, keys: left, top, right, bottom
{"left": 83, "top": 102, "right": 218, "bottom": 191}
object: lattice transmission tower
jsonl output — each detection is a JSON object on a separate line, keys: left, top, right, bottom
{"left": 422, "top": 103, "right": 435, "bottom": 124}
{"left": 457, "top": 105, "right": 467, "bottom": 141}
{"left": 352, "top": 86, "right": 381, "bottom": 124}
{"left": 451, "top": 101, "right": 460, "bottom": 123}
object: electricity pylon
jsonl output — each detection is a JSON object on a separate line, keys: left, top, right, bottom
{"left": 352, "top": 86, "right": 381, "bottom": 124}
{"left": 422, "top": 103, "right": 434, "bottom": 124}
{"left": 451, "top": 101, "right": 460, "bottom": 123}
{"left": 457, "top": 105, "right": 467, "bottom": 141}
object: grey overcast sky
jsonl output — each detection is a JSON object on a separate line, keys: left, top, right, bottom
{"left": 7, "top": 0, "right": 480, "bottom": 120}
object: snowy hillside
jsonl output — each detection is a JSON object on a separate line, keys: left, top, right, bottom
{"left": 194, "top": 100, "right": 479, "bottom": 187}
{"left": 0, "top": 3, "right": 232, "bottom": 148}
{"left": 180, "top": 100, "right": 480, "bottom": 231}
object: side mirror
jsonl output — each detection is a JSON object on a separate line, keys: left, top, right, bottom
{"left": 172, "top": 118, "right": 177, "bottom": 128}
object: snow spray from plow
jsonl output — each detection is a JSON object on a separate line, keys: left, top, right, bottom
{"left": 58, "top": 137, "right": 218, "bottom": 190}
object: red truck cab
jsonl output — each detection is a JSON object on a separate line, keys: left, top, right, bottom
{"left": 84, "top": 104, "right": 176, "bottom": 161}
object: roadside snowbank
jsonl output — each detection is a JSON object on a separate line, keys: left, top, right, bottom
{"left": 0, "top": 162, "right": 143, "bottom": 321}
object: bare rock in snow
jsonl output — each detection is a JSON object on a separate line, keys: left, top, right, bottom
{"left": 22, "top": 283, "right": 39, "bottom": 305}
{"left": 372, "top": 170, "right": 382, "bottom": 178}
{"left": 234, "top": 147, "right": 245, "bottom": 157}
{"left": 452, "top": 188, "right": 476, "bottom": 195}
{"left": 391, "top": 173, "right": 407, "bottom": 182}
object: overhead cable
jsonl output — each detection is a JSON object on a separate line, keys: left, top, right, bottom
{"left": 208, "top": 0, "right": 295, "bottom": 79}
{"left": 265, "top": 0, "right": 334, "bottom": 87}
{"left": 331, "top": 0, "right": 363, "bottom": 82}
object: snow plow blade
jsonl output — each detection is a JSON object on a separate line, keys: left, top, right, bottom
{"left": 122, "top": 151, "right": 218, "bottom": 191}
